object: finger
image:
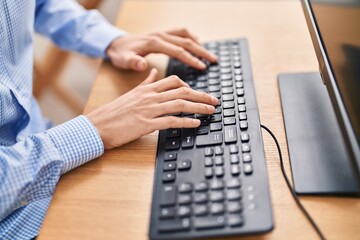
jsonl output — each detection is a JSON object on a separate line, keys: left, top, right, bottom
{"left": 152, "top": 116, "right": 201, "bottom": 131}
{"left": 166, "top": 27, "right": 199, "bottom": 43}
{"left": 140, "top": 68, "right": 159, "bottom": 85}
{"left": 146, "top": 36, "right": 207, "bottom": 70}
{"left": 158, "top": 33, "right": 217, "bottom": 62}
{"left": 120, "top": 51, "right": 148, "bottom": 71}
{"left": 151, "top": 100, "right": 215, "bottom": 117}
{"left": 150, "top": 75, "right": 189, "bottom": 92}
{"left": 156, "top": 87, "right": 218, "bottom": 106}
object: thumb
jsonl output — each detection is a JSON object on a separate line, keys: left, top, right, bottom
{"left": 140, "top": 68, "right": 159, "bottom": 85}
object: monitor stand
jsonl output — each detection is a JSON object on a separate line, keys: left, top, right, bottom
{"left": 278, "top": 72, "right": 360, "bottom": 195}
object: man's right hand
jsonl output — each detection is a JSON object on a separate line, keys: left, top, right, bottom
{"left": 86, "top": 69, "right": 218, "bottom": 150}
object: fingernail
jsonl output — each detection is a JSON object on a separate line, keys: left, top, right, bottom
{"left": 137, "top": 60, "right": 146, "bottom": 70}
{"left": 207, "top": 106, "right": 215, "bottom": 112}
{"left": 211, "top": 54, "right": 218, "bottom": 62}
{"left": 198, "top": 61, "right": 206, "bottom": 69}
{"left": 193, "top": 119, "right": 201, "bottom": 125}
{"left": 212, "top": 96, "right": 218, "bottom": 104}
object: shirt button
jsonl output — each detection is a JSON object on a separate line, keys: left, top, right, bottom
{"left": 16, "top": 136, "right": 24, "bottom": 142}
{"left": 20, "top": 200, "right": 27, "bottom": 207}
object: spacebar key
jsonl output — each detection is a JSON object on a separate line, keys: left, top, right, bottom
{"left": 194, "top": 216, "right": 225, "bottom": 230}
{"left": 158, "top": 218, "right": 191, "bottom": 232}
{"left": 196, "top": 133, "right": 223, "bottom": 146}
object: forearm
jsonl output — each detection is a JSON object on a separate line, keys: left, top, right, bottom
{"left": 0, "top": 116, "right": 104, "bottom": 221}
{"left": 35, "top": 0, "right": 126, "bottom": 57}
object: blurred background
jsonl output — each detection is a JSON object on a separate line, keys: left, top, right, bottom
{"left": 33, "top": 0, "right": 122, "bottom": 125}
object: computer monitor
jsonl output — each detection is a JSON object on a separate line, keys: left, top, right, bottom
{"left": 278, "top": 0, "right": 360, "bottom": 195}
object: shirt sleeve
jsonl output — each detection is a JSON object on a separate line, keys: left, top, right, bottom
{"left": 34, "top": 0, "right": 127, "bottom": 57}
{"left": 0, "top": 116, "right": 104, "bottom": 221}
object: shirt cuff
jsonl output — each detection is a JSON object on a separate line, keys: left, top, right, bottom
{"left": 46, "top": 115, "right": 104, "bottom": 174}
{"left": 81, "top": 12, "right": 127, "bottom": 58}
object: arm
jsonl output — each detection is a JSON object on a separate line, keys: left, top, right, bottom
{"left": 34, "top": 0, "right": 125, "bottom": 57}
{"left": 0, "top": 116, "right": 104, "bottom": 221}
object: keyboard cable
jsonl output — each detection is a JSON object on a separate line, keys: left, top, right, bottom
{"left": 260, "top": 124, "right": 326, "bottom": 240}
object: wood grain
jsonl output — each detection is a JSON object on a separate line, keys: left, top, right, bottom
{"left": 38, "top": 1, "right": 360, "bottom": 240}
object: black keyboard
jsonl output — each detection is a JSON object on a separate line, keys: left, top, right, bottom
{"left": 149, "top": 39, "right": 273, "bottom": 240}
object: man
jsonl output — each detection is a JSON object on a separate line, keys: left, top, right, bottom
{"left": 0, "top": 0, "right": 218, "bottom": 239}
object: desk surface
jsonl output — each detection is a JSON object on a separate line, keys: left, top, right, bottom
{"left": 38, "top": 1, "right": 360, "bottom": 239}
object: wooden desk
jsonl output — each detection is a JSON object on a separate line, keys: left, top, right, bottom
{"left": 38, "top": 1, "right": 360, "bottom": 239}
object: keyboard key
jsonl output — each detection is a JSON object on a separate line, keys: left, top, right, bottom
{"left": 210, "top": 92, "right": 221, "bottom": 99}
{"left": 164, "top": 152, "right": 177, "bottom": 161}
{"left": 163, "top": 172, "right": 176, "bottom": 182}
{"left": 243, "top": 153, "right": 252, "bottom": 162}
{"left": 222, "top": 94, "right": 234, "bottom": 101}
{"left": 205, "top": 147, "right": 214, "bottom": 156}
{"left": 215, "top": 146, "right": 224, "bottom": 155}
{"left": 235, "top": 82, "right": 244, "bottom": 89}
{"left": 165, "top": 139, "right": 180, "bottom": 150}
{"left": 230, "top": 144, "right": 239, "bottom": 153}
{"left": 238, "top": 105, "right": 246, "bottom": 113}
{"left": 244, "top": 163, "right": 253, "bottom": 174}
{"left": 236, "top": 89, "right": 245, "bottom": 97}
{"left": 241, "top": 133, "right": 250, "bottom": 142}
{"left": 230, "top": 155, "right": 240, "bottom": 164}
{"left": 242, "top": 144, "right": 251, "bottom": 152}
{"left": 237, "top": 97, "right": 245, "bottom": 104}
{"left": 196, "top": 126, "right": 209, "bottom": 135}
{"left": 208, "top": 72, "right": 219, "bottom": 79}
{"left": 196, "top": 132, "right": 223, "bottom": 146}
{"left": 160, "top": 185, "right": 176, "bottom": 206}
{"left": 234, "top": 69, "right": 242, "bottom": 75}
{"left": 205, "top": 167, "right": 214, "bottom": 178}
{"left": 222, "top": 87, "right": 233, "bottom": 94}
{"left": 164, "top": 162, "right": 177, "bottom": 171}
{"left": 224, "top": 117, "right": 236, "bottom": 125}
{"left": 221, "top": 81, "right": 233, "bottom": 87}
{"left": 240, "top": 121, "right": 248, "bottom": 130}
{"left": 215, "top": 166, "right": 225, "bottom": 177}
{"left": 223, "top": 109, "right": 235, "bottom": 117}
{"left": 199, "top": 117, "right": 210, "bottom": 126}
{"left": 227, "top": 178, "right": 242, "bottom": 188}
{"left": 194, "top": 205, "right": 208, "bottom": 216}
{"left": 227, "top": 189, "right": 242, "bottom": 200}
{"left": 210, "top": 191, "right": 225, "bottom": 202}
{"left": 228, "top": 215, "right": 244, "bottom": 227}
{"left": 215, "top": 156, "right": 224, "bottom": 165}
{"left": 220, "top": 62, "right": 231, "bottom": 68}
{"left": 178, "top": 194, "right": 192, "bottom": 205}
{"left": 166, "top": 129, "right": 180, "bottom": 138}
{"left": 210, "top": 114, "right": 222, "bottom": 123}
{"left": 239, "top": 112, "right": 247, "bottom": 120}
{"left": 214, "top": 106, "right": 222, "bottom": 114}
{"left": 231, "top": 165, "right": 240, "bottom": 176}
{"left": 158, "top": 218, "right": 191, "bottom": 232}
{"left": 210, "top": 122, "right": 222, "bottom": 131}
{"left": 195, "top": 181, "right": 208, "bottom": 192}
{"left": 205, "top": 157, "right": 214, "bottom": 167}
{"left": 178, "top": 206, "right": 191, "bottom": 217}
{"left": 234, "top": 61, "right": 241, "bottom": 68}
{"left": 221, "top": 74, "right": 232, "bottom": 81}
{"left": 194, "top": 216, "right": 225, "bottom": 230}
{"left": 210, "top": 203, "right": 225, "bottom": 214}
{"left": 178, "top": 160, "right": 192, "bottom": 170}
{"left": 209, "top": 85, "right": 221, "bottom": 92}
{"left": 182, "top": 129, "right": 195, "bottom": 148}
{"left": 235, "top": 75, "right": 243, "bottom": 81}
{"left": 223, "top": 101, "right": 235, "bottom": 109}
{"left": 210, "top": 179, "right": 224, "bottom": 190}
{"left": 194, "top": 193, "right": 208, "bottom": 203}
{"left": 179, "top": 183, "right": 193, "bottom": 193}
{"left": 220, "top": 68, "right": 231, "bottom": 74}
{"left": 227, "top": 201, "right": 242, "bottom": 213}
{"left": 160, "top": 207, "right": 175, "bottom": 219}
{"left": 225, "top": 126, "right": 238, "bottom": 143}
{"left": 209, "top": 79, "right": 220, "bottom": 85}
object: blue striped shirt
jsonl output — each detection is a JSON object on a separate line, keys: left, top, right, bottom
{"left": 0, "top": 0, "right": 125, "bottom": 239}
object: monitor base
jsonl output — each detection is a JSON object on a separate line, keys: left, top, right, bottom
{"left": 278, "top": 72, "right": 360, "bottom": 195}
